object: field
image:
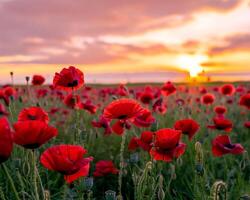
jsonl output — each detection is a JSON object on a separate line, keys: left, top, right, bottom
{"left": 0, "top": 68, "right": 250, "bottom": 200}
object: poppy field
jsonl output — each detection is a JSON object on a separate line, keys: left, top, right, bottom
{"left": 0, "top": 66, "right": 250, "bottom": 200}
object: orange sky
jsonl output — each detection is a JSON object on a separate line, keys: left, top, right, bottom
{"left": 0, "top": 0, "right": 250, "bottom": 84}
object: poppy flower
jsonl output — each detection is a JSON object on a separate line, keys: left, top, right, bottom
{"left": 18, "top": 107, "right": 49, "bottom": 124}
{"left": 49, "top": 108, "right": 60, "bottom": 115}
{"left": 40, "top": 145, "right": 93, "bottom": 183}
{"left": 208, "top": 117, "right": 233, "bottom": 132}
{"left": 3, "top": 86, "right": 16, "bottom": 97}
{"left": 0, "top": 89, "right": 9, "bottom": 106}
{"left": 78, "top": 100, "right": 97, "bottom": 114}
{"left": 103, "top": 98, "right": 144, "bottom": 135}
{"left": 199, "top": 87, "right": 207, "bottom": 94}
{"left": 174, "top": 119, "right": 200, "bottom": 140}
{"left": 161, "top": 81, "right": 176, "bottom": 96}
{"left": 0, "top": 103, "right": 8, "bottom": 116}
{"left": 63, "top": 93, "right": 81, "bottom": 109}
{"left": 128, "top": 131, "right": 153, "bottom": 152}
{"left": 0, "top": 117, "right": 13, "bottom": 164}
{"left": 133, "top": 109, "right": 155, "bottom": 127}
{"left": 150, "top": 128, "right": 186, "bottom": 162}
{"left": 36, "top": 89, "right": 48, "bottom": 98}
{"left": 212, "top": 135, "right": 244, "bottom": 157}
{"left": 239, "top": 93, "right": 250, "bottom": 110}
{"left": 93, "top": 160, "right": 119, "bottom": 177}
{"left": 220, "top": 84, "right": 235, "bottom": 96}
{"left": 176, "top": 98, "right": 185, "bottom": 106}
{"left": 226, "top": 99, "right": 233, "bottom": 104}
{"left": 91, "top": 116, "right": 112, "bottom": 135}
{"left": 214, "top": 106, "right": 227, "bottom": 116}
{"left": 153, "top": 98, "right": 167, "bottom": 114}
{"left": 201, "top": 93, "right": 215, "bottom": 105}
{"left": 117, "top": 84, "right": 128, "bottom": 96}
{"left": 236, "top": 85, "right": 245, "bottom": 93}
{"left": 244, "top": 121, "right": 250, "bottom": 129}
{"left": 139, "top": 87, "right": 154, "bottom": 104}
{"left": 53, "top": 66, "right": 84, "bottom": 91}
{"left": 32, "top": 75, "right": 45, "bottom": 86}
{"left": 13, "top": 121, "right": 57, "bottom": 149}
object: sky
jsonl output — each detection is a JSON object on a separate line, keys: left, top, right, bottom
{"left": 0, "top": 0, "right": 250, "bottom": 84}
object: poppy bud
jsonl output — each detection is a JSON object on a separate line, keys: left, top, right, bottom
{"left": 25, "top": 76, "right": 30, "bottom": 83}
{"left": 105, "top": 190, "right": 116, "bottom": 200}
{"left": 210, "top": 180, "right": 227, "bottom": 200}
{"left": 84, "top": 177, "right": 93, "bottom": 190}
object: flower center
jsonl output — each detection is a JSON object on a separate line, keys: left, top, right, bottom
{"left": 67, "top": 80, "right": 78, "bottom": 87}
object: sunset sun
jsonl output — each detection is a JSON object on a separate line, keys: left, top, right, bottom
{"left": 176, "top": 54, "right": 207, "bottom": 78}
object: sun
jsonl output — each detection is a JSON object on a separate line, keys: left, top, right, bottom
{"left": 176, "top": 54, "right": 207, "bottom": 77}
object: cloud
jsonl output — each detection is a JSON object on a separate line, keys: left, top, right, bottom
{"left": 0, "top": 0, "right": 242, "bottom": 57}
{"left": 208, "top": 33, "right": 250, "bottom": 55}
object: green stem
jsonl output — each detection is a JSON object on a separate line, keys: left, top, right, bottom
{"left": 2, "top": 163, "right": 21, "bottom": 200}
{"left": 0, "top": 186, "right": 7, "bottom": 200}
{"left": 118, "top": 132, "right": 126, "bottom": 197}
{"left": 32, "top": 150, "right": 40, "bottom": 200}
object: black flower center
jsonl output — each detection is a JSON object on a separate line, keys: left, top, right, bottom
{"left": 224, "top": 143, "right": 235, "bottom": 149}
{"left": 118, "top": 115, "right": 127, "bottom": 119}
{"left": 23, "top": 143, "right": 40, "bottom": 149}
{"left": 67, "top": 80, "right": 78, "bottom": 87}
{"left": 27, "top": 114, "right": 37, "bottom": 120}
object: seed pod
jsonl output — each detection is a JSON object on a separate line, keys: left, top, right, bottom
{"left": 195, "top": 142, "right": 204, "bottom": 176}
{"left": 44, "top": 190, "right": 50, "bottom": 200}
{"left": 84, "top": 177, "right": 94, "bottom": 190}
{"left": 210, "top": 180, "right": 227, "bottom": 200}
{"left": 105, "top": 190, "right": 116, "bottom": 200}
{"left": 158, "top": 174, "right": 165, "bottom": 200}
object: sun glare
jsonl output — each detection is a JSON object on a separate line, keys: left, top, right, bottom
{"left": 176, "top": 54, "right": 207, "bottom": 77}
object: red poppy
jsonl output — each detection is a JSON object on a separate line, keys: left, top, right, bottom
{"left": 220, "top": 84, "right": 235, "bottom": 96}
{"left": 78, "top": 100, "right": 97, "bottom": 114}
{"left": 63, "top": 93, "right": 81, "bottom": 109}
{"left": 161, "top": 81, "right": 176, "bottom": 96}
{"left": 32, "top": 75, "right": 45, "bottom": 86}
{"left": 18, "top": 107, "right": 49, "bottom": 124}
{"left": 0, "top": 103, "right": 8, "bottom": 116}
{"left": 13, "top": 121, "right": 57, "bottom": 149}
{"left": 36, "top": 89, "right": 48, "bottom": 98}
{"left": 128, "top": 131, "right": 153, "bottom": 152}
{"left": 0, "top": 117, "right": 13, "bottom": 164}
{"left": 103, "top": 98, "right": 144, "bottom": 135}
{"left": 150, "top": 128, "right": 186, "bottom": 162}
{"left": 91, "top": 116, "right": 112, "bottom": 135}
{"left": 153, "top": 98, "right": 167, "bottom": 114}
{"left": 239, "top": 93, "right": 250, "bottom": 110}
{"left": 236, "top": 85, "right": 245, "bottom": 93}
{"left": 226, "top": 99, "right": 233, "bottom": 104}
{"left": 139, "top": 87, "right": 154, "bottom": 104}
{"left": 3, "top": 86, "right": 16, "bottom": 97}
{"left": 93, "top": 160, "right": 119, "bottom": 177}
{"left": 53, "top": 66, "right": 84, "bottom": 91}
{"left": 133, "top": 109, "right": 155, "bottom": 127}
{"left": 244, "top": 121, "right": 250, "bottom": 129}
{"left": 199, "top": 87, "right": 207, "bottom": 94}
{"left": 176, "top": 98, "right": 185, "bottom": 106}
{"left": 174, "top": 119, "right": 200, "bottom": 140}
{"left": 0, "top": 89, "right": 9, "bottom": 106}
{"left": 40, "top": 145, "right": 93, "bottom": 183}
{"left": 212, "top": 135, "right": 244, "bottom": 157}
{"left": 49, "top": 108, "right": 60, "bottom": 115}
{"left": 214, "top": 106, "right": 227, "bottom": 115}
{"left": 208, "top": 117, "right": 233, "bottom": 132}
{"left": 117, "top": 84, "right": 128, "bottom": 96}
{"left": 201, "top": 93, "right": 215, "bottom": 105}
